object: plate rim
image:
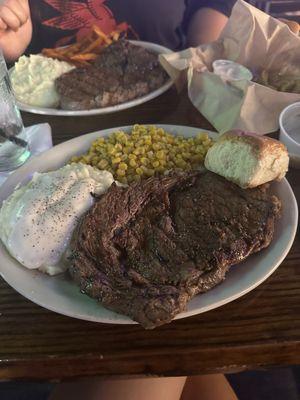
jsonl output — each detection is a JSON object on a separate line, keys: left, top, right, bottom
{"left": 0, "top": 124, "right": 298, "bottom": 325}
{"left": 10, "top": 40, "right": 173, "bottom": 117}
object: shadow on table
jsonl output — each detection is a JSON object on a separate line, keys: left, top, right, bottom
{"left": 0, "top": 367, "right": 299, "bottom": 400}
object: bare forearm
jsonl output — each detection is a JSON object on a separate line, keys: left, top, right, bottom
{"left": 0, "top": 17, "right": 32, "bottom": 61}
{"left": 187, "top": 8, "right": 228, "bottom": 47}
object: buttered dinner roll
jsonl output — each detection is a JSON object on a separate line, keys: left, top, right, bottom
{"left": 204, "top": 130, "right": 289, "bottom": 188}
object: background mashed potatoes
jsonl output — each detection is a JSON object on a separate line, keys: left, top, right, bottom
{"left": 11, "top": 55, "right": 74, "bottom": 108}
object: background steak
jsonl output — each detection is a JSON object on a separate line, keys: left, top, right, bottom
{"left": 56, "top": 40, "right": 168, "bottom": 110}
{"left": 70, "top": 171, "right": 281, "bottom": 329}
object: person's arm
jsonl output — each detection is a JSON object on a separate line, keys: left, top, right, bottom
{"left": 0, "top": 0, "right": 32, "bottom": 61}
{"left": 187, "top": 7, "right": 228, "bottom": 46}
{"left": 183, "top": 0, "right": 236, "bottom": 47}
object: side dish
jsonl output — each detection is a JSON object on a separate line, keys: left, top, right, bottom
{"left": 11, "top": 55, "right": 74, "bottom": 108}
{"left": 0, "top": 164, "right": 115, "bottom": 275}
{"left": 205, "top": 130, "right": 289, "bottom": 188}
{"left": 70, "top": 125, "right": 213, "bottom": 183}
{"left": 256, "top": 69, "right": 300, "bottom": 93}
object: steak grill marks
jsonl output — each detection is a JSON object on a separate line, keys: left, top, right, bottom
{"left": 55, "top": 40, "right": 168, "bottom": 110}
{"left": 70, "top": 171, "right": 281, "bottom": 329}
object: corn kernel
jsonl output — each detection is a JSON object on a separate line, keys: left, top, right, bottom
{"left": 129, "top": 159, "right": 137, "bottom": 167}
{"left": 114, "top": 143, "right": 122, "bottom": 151}
{"left": 167, "top": 161, "right": 175, "bottom": 168}
{"left": 156, "top": 150, "right": 165, "bottom": 160}
{"left": 98, "top": 159, "right": 108, "bottom": 169}
{"left": 123, "top": 146, "right": 131, "bottom": 154}
{"left": 145, "top": 168, "right": 155, "bottom": 177}
{"left": 133, "top": 175, "right": 141, "bottom": 182}
{"left": 119, "top": 162, "right": 128, "bottom": 170}
{"left": 156, "top": 166, "right": 165, "bottom": 173}
{"left": 182, "top": 152, "right": 191, "bottom": 159}
{"left": 112, "top": 157, "right": 121, "bottom": 164}
{"left": 140, "top": 157, "right": 148, "bottom": 166}
{"left": 117, "top": 168, "right": 126, "bottom": 177}
{"left": 118, "top": 176, "right": 128, "bottom": 184}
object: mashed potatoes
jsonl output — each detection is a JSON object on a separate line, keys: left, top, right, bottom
{"left": 0, "top": 164, "right": 115, "bottom": 275}
{"left": 11, "top": 55, "right": 74, "bottom": 108}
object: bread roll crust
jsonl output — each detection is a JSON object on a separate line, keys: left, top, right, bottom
{"left": 220, "top": 130, "right": 287, "bottom": 156}
{"left": 205, "top": 130, "right": 289, "bottom": 188}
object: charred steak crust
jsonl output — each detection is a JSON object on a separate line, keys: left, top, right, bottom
{"left": 55, "top": 40, "right": 169, "bottom": 110}
{"left": 69, "top": 171, "right": 281, "bottom": 329}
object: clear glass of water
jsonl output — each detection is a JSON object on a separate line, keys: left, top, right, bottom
{"left": 0, "top": 51, "right": 30, "bottom": 171}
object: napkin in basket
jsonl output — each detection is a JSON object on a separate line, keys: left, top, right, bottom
{"left": 159, "top": 0, "right": 300, "bottom": 134}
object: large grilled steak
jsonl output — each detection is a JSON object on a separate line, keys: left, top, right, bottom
{"left": 69, "top": 171, "right": 281, "bottom": 329}
{"left": 55, "top": 40, "right": 168, "bottom": 110}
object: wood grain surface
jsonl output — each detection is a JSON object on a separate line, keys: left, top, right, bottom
{"left": 0, "top": 88, "right": 299, "bottom": 381}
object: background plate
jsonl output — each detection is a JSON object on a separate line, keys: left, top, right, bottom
{"left": 0, "top": 125, "right": 297, "bottom": 324}
{"left": 11, "top": 41, "right": 173, "bottom": 117}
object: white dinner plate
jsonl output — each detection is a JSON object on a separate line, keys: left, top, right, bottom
{"left": 0, "top": 125, "right": 298, "bottom": 325}
{"left": 11, "top": 41, "right": 173, "bottom": 117}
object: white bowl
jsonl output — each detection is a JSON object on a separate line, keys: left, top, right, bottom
{"left": 279, "top": 102, "right": 300, "bottom": 168}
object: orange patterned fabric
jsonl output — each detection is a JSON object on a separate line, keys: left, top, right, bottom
{"left": 42, "top": 0, "right": 117, "bottom": 41}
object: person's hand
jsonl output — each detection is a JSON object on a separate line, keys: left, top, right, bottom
{"left": 0, "top": 0, "right": 32, "bottom": 61}
{"left": 0, "top": 0, "right": 29, "bottom": 32}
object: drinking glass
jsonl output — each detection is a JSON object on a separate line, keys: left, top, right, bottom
{"left": 0, "top": 51, "right": 30, "bottom": 171}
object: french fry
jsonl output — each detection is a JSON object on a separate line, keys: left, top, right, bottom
{"left": 61, "top": 43, "right": 81, "bottom": 56}
{"left": 42, "top": 48, "right": 69, "bottom": 62}
{"left": 42, "top": 22, "right": 138, "bottom": 66}
{"left": 92, "top": 25, "right": 112, "bottom": 44}
{"left": 83, "top": 37, "right": 104, "bottom": 53}
{"left": 42, "top": 48, "right": 58, "bottom": 56}
{"left": 112, "top": 32, "right": 120, "bottom": 41}
{"left": 70, "top": 53, "right": 98, "bottom": 61}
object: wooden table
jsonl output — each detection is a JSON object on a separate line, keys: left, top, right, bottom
{"left": 0, "top": 88, "right": 299, "bottom": 381}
